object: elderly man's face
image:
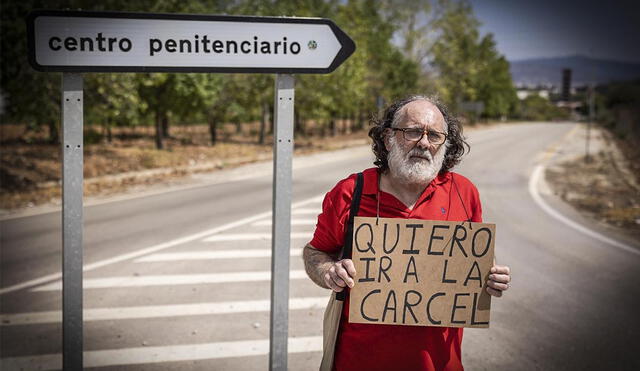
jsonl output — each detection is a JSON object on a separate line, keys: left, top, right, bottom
{"left": 384, "top": 100, "right": 448, "bottom": 184}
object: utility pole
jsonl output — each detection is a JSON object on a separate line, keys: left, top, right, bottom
{"left": 586, "top": 85, "right": 594, "bottom": 163}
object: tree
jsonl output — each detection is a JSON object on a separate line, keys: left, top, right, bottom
{"left": 4, "top": 0, "right": 507, "bottom": 150}
{"left": 1, "top": 0, "right": 163, "bottom": 143}
{"left": 0, "top": 0, "right": 69, "bottom": 143}
{"left": 236, "top": 0, "right": 340, "bottom": 139}
{"left": 475, "top": 36, "right": 517, "bottom": 118}
{"left": 517, "top": 95, "right": 567, "bottom": 121}
{"left": 243, "top": 75, "right": 274, "bottom": 144}
{"left": 430, "top": 0, "right": 516, "bottom": 118}
{"left": 304, "top": 0, "right": 419, "bottom": 131}
{"left": 430, "top": 0, "right": 482, "bottom": 109}
{"left": 380, "top": 0, "right": 433, "bottom": 66}
{"left": 134, "top": 0, "right": 232, "bottom": 149}
{"left": 189, "top": 74, "right": 226, "bottom": 146}
{"left": 85, "top": 74, "right": 142, "bottom": 142}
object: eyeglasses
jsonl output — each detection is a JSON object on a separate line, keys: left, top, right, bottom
{"left": 391, "top": 127, "right": 447, "bottom": 144}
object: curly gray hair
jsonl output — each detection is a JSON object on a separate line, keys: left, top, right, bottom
{"left": 368, "top": 95, "right": 469, "bottom": 173}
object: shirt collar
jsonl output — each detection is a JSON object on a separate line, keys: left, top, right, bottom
{"left": 362, "top": 168, "right": 380, "bottom": 195}
{"left": 362, "top": 167, "right": 451, "bottom": 195}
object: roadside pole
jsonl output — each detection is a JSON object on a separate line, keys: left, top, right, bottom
{"left": 61, "top": 73, "right": 84, "bottom": 370}
{"left": 586, "top": 85, "right": 594, "bottom": 163}
{"left": 270, "top": 74, "right": 295, "bottom": 371}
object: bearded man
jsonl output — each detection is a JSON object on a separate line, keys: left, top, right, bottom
{"left": 302, "top": 96, "right": 511, "bottom": 371}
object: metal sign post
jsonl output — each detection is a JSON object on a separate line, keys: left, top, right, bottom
{"left": 586, "top": 85, "right": 594, "bottom": 163}
{"left": 27, "top": 10, "right": 354, "bottom": 369}
{"left": 270, "top": 74, "right": 295, "bottom": 371}
{"left": 61, "top": 72, "right": 84, "bottom": 370}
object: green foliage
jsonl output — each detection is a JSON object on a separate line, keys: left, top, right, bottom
{"left": 430, "top": 0, "right": 480, "bottom": 106}
{"left": 594, "top": 80, "right": 640, "bottom": 141}
{"left": 430, "top": 0, "right": 517, "bottom": 117}
{"left": 475, "top": 41, "right": 518, "bottom": 118}
{"left": 2, "top": 0, "right": 518, "bottom": 148}
{"left": 85, "top": 74, "right": 142, "bottom": 128}
{"left": 600, "top": 80, "right": 640, "bottom": 107}
{"left": 1, "top": 0, "right": 69, "bottom": 142}
{"left": 517, "top": 95, "right": 568, "bottom": 121}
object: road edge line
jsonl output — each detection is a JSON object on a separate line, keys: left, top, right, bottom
{"left": 529, "top": 164, "right": 639, "bottom": 257}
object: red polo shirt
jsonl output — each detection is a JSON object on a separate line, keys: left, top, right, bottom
{"left": 310, "top": 167, "right": 483, "bottom": 371}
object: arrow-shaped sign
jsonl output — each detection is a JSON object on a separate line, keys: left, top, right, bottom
{"left": 27, "top": 10, "right": 356, "bottom": 74}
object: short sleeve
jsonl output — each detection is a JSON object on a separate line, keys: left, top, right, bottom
{"left": 309, "top": 176, "right": 354, "bottom": 254}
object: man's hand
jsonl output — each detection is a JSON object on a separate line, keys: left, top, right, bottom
{"left": 323, "top": 259, "right": 357, "bottom": 292}
{"left": 486, "top": 265, "right": 510, "bottom": 297}
{"left": 302, "top": 244, "right": 358, "bottom": 291}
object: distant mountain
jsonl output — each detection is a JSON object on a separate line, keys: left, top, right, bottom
{"left": 509, "top": 55, "right": 640, "bottom": 87}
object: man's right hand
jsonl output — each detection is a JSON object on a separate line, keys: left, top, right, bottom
{"left": 323, "top": 259, "right": 357, "bottom": 292}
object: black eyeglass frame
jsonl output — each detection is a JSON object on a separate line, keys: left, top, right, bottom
{"left": 389, "top": 127, "right": 448, "bottom": 144}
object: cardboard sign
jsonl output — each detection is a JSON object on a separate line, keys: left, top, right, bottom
{"left": 349, "top": 217, "right": 495, "bottom": 328}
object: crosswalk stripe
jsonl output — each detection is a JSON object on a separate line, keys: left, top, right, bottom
{"left": 252, "top": 219, "right": 316, "bottom": 227}
{"left": 0, "top": 336, "right": 323, "bottom": 370}
{"left": 32, "top": 270, "right": 308, "bottom": 291}
{"left": 1, "top": 297, "right": 328, "bottom": 326}
{"left": 202, "top": 232, "right": 311, "bottom": 242}
{"left": 136, "top": 249, "right": 303, "bottom": 262}
{"left": 0, "top": 195, "right": 325, "bottom": 296}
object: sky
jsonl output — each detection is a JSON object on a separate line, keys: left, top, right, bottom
{"left": 468, "top": 0, "right": 640, "bottom": 62}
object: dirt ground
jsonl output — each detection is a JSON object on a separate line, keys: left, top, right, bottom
{"left": 545, "top": 127, "right": 640, "bottom": 234}
{"left": 0, "top": 122, "right": 369, "bottom": 209}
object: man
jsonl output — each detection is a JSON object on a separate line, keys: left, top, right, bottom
{"left": 303, "top": 95, "right": 511, "bottom": 371}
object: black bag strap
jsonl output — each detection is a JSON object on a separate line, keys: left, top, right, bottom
{"left": 336, "top": 172, "right": 364, "bottom": 301}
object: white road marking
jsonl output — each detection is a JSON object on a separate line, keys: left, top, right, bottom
{"left": 0, "top": 195, "right": 324, "bottom": 295}
{"left": 1, "top": 297, "right": 328, "bottom": 326}
{"left": 0, "top": 336, "right": 323, "bottom": 370}
{"left": 252, "top": 219, "right": 317, "bottom": 226}
{"left": 529, "top": 165, "right": 640, "bottom": 256}
{"left": 32, "top": 270, "right": 308, "bottom": 291}
{"left": 202, "top": 232, "right": 311, "bottom": 242}
{"left": 135, "top": 249, "right": 303, "bottom": 262}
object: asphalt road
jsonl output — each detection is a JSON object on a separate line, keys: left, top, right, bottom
{"left": 1, "top": 122, "right": 639, "bottom": 370}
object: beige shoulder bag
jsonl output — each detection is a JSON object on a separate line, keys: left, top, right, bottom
{"left": 319, "top": 172, "right": 364, "bottom": 371}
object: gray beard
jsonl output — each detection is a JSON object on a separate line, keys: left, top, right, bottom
{"left": 387, "top": 135, "right": 447, "bottom": 186}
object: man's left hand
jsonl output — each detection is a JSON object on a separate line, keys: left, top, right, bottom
{"left": 486, "top": 265, "right": 510, "bottom": 297}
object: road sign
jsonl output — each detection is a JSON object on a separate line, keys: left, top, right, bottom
{"left": 27, "top": 9, "right": 355, "bottom": 371}
{"left": 27, "top": 10, "right": 356, "bottom": 74}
